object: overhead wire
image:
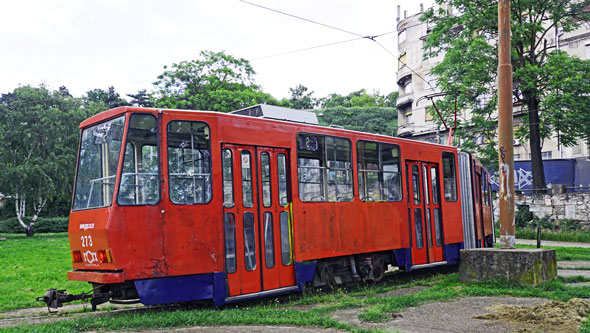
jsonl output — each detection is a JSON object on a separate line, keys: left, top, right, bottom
{"left": 240, "top": 0, "right": 433, "bottom": 88}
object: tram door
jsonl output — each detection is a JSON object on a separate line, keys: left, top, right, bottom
{"left": 473, "top": 168, "right": 485, "bottom": 247}
{"left": 222, "top": 144, "right": 295, "bottom": 297}
{"left": 406, "top": 161, "right": 445, "bottom": 266}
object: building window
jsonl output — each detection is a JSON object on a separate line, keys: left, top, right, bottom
{"left": 398, "top": 52, "right": 407, "bottom": 70}
{"left": 398, "top": 29, "right": 406, "bottom": 43}
{"left": 541, "top": 151, "right": 553, "bottom": 159}
{"left": 406, "top": 112, "right": 413, "bottom": 124}
{"left": 586, "top": 44, "right": 590, "bottom": 60}
{"left": 514, "top": 154, "right": 521, "bottom": 160}
{"left": 424, "top": 73, "right": 437, "bottom": 89}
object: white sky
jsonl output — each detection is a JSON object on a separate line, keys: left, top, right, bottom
{"left": 0, "top": 0, "right": 432, "bottom": 101}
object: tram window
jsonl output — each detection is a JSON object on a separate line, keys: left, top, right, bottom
{"left": 442, "top": 152, "right": 458, "bottom": 202}
{"left": 277, "top": 154, "right": 288, "bottom": 206}
{"left": 414, "top": 208, "right": 424, "bottom": 249}
{"left": 297, "top": 134, "right": 352, "bottom": 202}
{"left": 224, "top": 213, "right": 237, "bottom": 274}
{"left": 167, "top": 121, "right": 211, "bottom": 205}
{"left": 241, "top": 151, "right": 253, "bottom": 208}
{"left": 73, "top": 115, "right": 125, "bottom": 210}
{"left": 261, "top": 152, "right": 272, "bottom": 207}
{"left": 431, "top": 167, "right": 439, "bottom": 205}
{"left": 222, "top": 149, "right": 234, "bottom": 208}
{"left": 118, "top": 114, "right": 160, "bottom": 206}
{"left": 243, "top": 212, "right": 257, "bottom": 271}
{"left": 263, "top": 212, "right": 275, "bottom": 268}
{"left": 280, "top": 211, "right": 292, "bottom": 265}
{"left": 426, "top": 208, "right": 433, "bottom": 247}
{"left": 412, "top": 165, "right": 420, "bottom": 204}
{"left": 434, "top": 208, "right": 442, "bottom": 246}
{"left": 357, "top": 141, "right": 402, "bottom": 202}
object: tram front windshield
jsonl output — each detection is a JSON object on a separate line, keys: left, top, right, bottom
{"left": 72, "top": 116, "right": 126, "bottom": 210}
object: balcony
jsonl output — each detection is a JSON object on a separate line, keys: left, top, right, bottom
{"left": 396, "top": 94, "right": 414, "bottom": 108}
{"left": 397, "top": 123, "right": 415, "bottom": 137}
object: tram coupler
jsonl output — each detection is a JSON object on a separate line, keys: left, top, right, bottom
{"left": 36, "top": 288, "right": 111, "bottom": 312}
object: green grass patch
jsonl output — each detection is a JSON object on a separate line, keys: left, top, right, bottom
{"left": 0, "top": 233, "right": 88, "bottom": 312}
{"left": 516, "top": 229, "right": 590, "bottom": 243}
{"left": 512, "top": 244, "right": 590, "bottom": 262}
{"left": 5, "top": 236, "right": 590, "bottom": 331}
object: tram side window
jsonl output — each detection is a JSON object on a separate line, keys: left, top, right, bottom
{"left": 442, "top": 152, "right": 458, "bottom": 202}
{"left": 118, "top": 114, "right": 160, "bottom": 206}
{"left": 167, "top": 121, "right": 212, "bottom": 205}
{"left": 357, "top": 141, "right": 402, "bottom": 202}
{"left": 297, "top": 134, "right": 353, "bottom": 202}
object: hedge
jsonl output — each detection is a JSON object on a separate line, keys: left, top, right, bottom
{"left": 0, "top": 216, "right": 69, "bottom": 234}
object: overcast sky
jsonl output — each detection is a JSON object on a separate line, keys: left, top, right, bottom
{"left": 0, "top": 0, "right": 432, "bottom": 100}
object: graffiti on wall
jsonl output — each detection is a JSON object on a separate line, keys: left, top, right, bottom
{"left": 491, "top": 167, "right": 534, "bottom": 190}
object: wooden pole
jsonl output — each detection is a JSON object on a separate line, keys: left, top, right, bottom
{"left": 498, "top": 0, "right": 515, "bottom": 249}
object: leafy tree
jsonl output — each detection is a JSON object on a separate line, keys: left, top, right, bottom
{"left": 422, "top": 0, "right": 590, "bottom": 187}
{"left": 288, "top": 84, "right": 316, "bottom": 109}
{"left": 0, "top": 86, "right": 86, "bottom": 235}
{"left": 153, "top": 50, "right": 279, "bottom": 112}
{"left": 83, "top": 86, "right": 129, "bottom": 113}
{"left": 127, "top": 89, "right": 154, "bottom": 107}
{"left": 318, "top": 106, "right": 397, "bottom": 136}
{"left": 319, "top": 89, "right": 393, "bottom": 109}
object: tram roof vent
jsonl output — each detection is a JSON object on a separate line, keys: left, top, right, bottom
{"left": 230, "top": 104, "right": 319, "bottom": 125}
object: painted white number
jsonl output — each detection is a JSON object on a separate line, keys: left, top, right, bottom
{"left": 81, "top": 235, "right": 93, "bottom": 247}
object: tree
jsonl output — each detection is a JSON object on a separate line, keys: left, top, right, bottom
{"left": 84, "top": 86, "right": 129, "bottom": 111}
{"left": 319, "top": 89, "right": 391, "bottom": 109}
{"left": 0, "top": 86, "right": 85, "bottom": 235}
{"left": 288, "top": 84, "right": 316, "bottom": 109}
{"left": 127, "top": 89, "right": 154, "bottom": 107}
{"left": 318, "top": 106, "right": 398, "bottom": 136}
{"left": 423, "top": 0, "right": 590, "bottom": 188}
{"left": 153, "top": 50, "right": 279, "bottom": 112}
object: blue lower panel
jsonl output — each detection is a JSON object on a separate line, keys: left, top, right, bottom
{"left": 135, "top": 272, "right": 226, "bottom": 306}
{"left": 394, "top": 248, "right": 412, "bottom": 271}
{"left": 294, "top": 261, "right": 317, "bottom": 290}
{"left": 444, "top": 243, "right": 462, "bottom": 265}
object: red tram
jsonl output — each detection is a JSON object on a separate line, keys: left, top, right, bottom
{"left": 52, "top": 106, "right": 494, "bottom": 308}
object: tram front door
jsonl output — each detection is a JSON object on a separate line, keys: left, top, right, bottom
{"left": 406, "top": 160, "right": 445, "bottom": 266}
{"left": 221, "top": 144, "right": 296, "bottom": 297}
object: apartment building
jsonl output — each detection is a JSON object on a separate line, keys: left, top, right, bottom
{"left": 396, "top": 5, "right": 590, "bottom": 160}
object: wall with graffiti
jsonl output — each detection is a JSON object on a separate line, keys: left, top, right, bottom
{"left": 491, "top": 158, "right": 590, "bottom": 194}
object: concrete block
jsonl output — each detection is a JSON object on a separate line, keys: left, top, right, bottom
{"left": 459, "top": 248, "right": 556, "bottom": 286}
{"left": 565, "top": 205, "right": 576, "bottom": 219}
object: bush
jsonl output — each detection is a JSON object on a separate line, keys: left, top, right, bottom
{"left": 0, "top": 216, "right": 69, "bottom": 234}
{"left": 515, "top": 204, "right": 535, "bottom": 228}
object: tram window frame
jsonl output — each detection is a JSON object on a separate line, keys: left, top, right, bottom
{"left": 261, "top": 152, "right": 272, "bottom": 208}
{"left": 277, "top": 153, "right": 289, "bottom": 206}
{"left": 442, "top": 152, "right": 458, "bottom": 202}
{"left": 222, "top": 148, "right": 234, "bottom": 208}
{"left": 166, "top": 120, "right": 212, "bottom": 205}
{"left": 296, "top": 133, "right": 353, "bottom": 202}
{"left": 73, "top": 114, "right": 126, "bottom": 211}
{"left": 117, "top": 113, "right": 161, "bottom": 207}
{"left": 357, "top": 141, "right": 402, "bottom": 202}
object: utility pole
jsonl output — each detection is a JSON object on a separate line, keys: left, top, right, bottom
{"left": 497, "top": 0, "right": 515, "bottom": 249}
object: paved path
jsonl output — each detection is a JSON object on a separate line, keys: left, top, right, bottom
{"left": 516, "top": 239, "right": 590, "bottom": 248}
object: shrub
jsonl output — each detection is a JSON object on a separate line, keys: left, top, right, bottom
{"left": 515, "top": 204, "right": 535, "bottom": 228}
{"left": 0, "top": 216, "right": 69, "bottom": 234}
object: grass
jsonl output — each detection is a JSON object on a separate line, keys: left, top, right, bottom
{"left": 516, "top": 229, "right": 590, "bottom": 243}
{"left": 3, "top": 235, "right": 590, "bottom": 332}
{"left": 0, "top": 233, "right": 88, "bottom": 312}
